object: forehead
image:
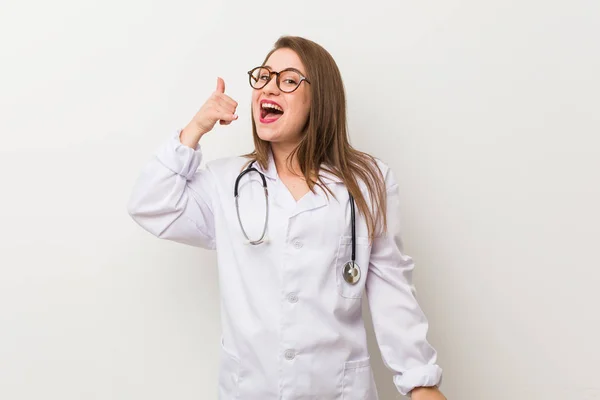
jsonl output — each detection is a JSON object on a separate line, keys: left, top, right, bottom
{"left": 265, "top": 48, "right": 306, "bottom": 74}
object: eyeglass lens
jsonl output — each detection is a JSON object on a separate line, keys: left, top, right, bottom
{"left": 249, "top": 67, "right": 302, "bottom": 92}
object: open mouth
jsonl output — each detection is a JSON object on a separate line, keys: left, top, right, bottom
{"left": 260, "top": 100, "right": 284, "bottom": 123}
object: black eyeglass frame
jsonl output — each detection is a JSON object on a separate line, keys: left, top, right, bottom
{"left": 247, "top": 66, "right": 311, "bottom": 93}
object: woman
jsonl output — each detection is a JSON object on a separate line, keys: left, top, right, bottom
{"left": 128, "top": 36, "right": 446, "bottom": 399}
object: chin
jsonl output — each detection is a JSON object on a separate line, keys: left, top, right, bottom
{"left": 256, "top": 127, "right": 280, "bottom": 142}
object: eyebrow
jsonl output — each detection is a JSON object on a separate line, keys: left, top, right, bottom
{"left": 262, "top": 65, "right": 307, "bottom": 76}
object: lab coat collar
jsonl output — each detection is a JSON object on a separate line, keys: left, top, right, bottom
{"left": 318, "top": 168, "right": 344, "bottom": 185}
{"left": 253, "top": 146, "right": 278, "bottom": 180}
{"left": 255, "top": 146, "right": 343, "bottom": 185}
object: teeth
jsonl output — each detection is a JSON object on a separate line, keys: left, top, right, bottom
{"left": 261, "top": 102, "right": 283, "bottom": 112}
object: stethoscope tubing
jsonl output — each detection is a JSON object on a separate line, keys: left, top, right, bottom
{"left": 234, "top": 161, "right": 360, "bottom": 283}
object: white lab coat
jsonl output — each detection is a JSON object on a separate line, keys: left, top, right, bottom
{"left": 127, "top": 129, "right": 443, "bottom": 399}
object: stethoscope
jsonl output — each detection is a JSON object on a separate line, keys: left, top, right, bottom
{"left": 234, "top": 161, "right": 361, "bottom": 285}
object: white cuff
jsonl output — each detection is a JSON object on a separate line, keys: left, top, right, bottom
{"left": 393, "top": 364, "right": 443, "bottom": 396}
{"left": 154, "top": 129, "right": 203, "bottom": 180}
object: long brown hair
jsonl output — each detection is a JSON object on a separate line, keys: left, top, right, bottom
{"left": 241, "top": 36, "right": 388, "bottom": 241}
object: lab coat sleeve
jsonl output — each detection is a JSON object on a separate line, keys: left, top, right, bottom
{"left": 127, "top": 128, "right": 217, "bottom": 250}
{"left": 365, "top": 166, "right": 443, "bottom": 396}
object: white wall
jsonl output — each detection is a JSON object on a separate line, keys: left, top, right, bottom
{"left": 1, "top": 0, "right": 599, "bottom": 399}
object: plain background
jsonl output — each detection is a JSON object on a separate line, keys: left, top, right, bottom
{"left": 1, "top": 0, "right": 599, "bottom": 399}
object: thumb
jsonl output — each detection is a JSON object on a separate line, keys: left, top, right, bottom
{"left": 216, "top": 77, "right": 225, "bottom": 93}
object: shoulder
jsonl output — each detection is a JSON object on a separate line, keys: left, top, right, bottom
{"left": 205, "top": 153, "right": 249, "bottom": 170}
{"left": 365, "top": 154, "right": 399, "bottom": 192}
{"left": 204, "top": 153, "right": 252, "bottom": 184}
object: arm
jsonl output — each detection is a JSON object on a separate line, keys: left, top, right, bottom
{"left": 410, "top": 386, "right": 446, "bottom": 400}
{"left": 127, "top": 77, "right": 239, "bottom": 249}
{"left": 126, "top": 129, "right": 217, "bottom": 250}
{"left": 365, "top": 166, "right": 444, "bottom": 398}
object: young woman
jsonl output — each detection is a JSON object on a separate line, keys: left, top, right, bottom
{"left": 128, "top": 36, "right": 446, "bottom": 400}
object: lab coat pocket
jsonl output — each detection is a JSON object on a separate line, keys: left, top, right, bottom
{"left": 335, "top": 235, "right": 372, "bottom": 299}
{"left": 218, "top": 336, "right": 240, "bottom": 399}
{"left": 342, "top": 355, "right": 378, "bottom": 399}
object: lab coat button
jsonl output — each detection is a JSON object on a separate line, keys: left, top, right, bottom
{"left": 284, "top": 349, "right": 296, "bottom": 360}
{"left": 293, "top": 240, "right": 303, "bottom": 249}
{"left": 287, "top": 292, "right": 298, "bottom": 303}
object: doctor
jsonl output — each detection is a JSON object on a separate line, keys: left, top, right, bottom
{"left": 128, "top": 35, "right": 446, "bottom": 399}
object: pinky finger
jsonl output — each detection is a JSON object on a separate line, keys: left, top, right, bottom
{"left": 219, "top": 113, "right": 238, "bottom": 124}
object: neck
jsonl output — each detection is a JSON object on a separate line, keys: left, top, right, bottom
{"left": 270, "top": 141, "right": 302, "bottom": 178}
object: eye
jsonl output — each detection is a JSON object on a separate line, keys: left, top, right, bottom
{"left": 284, "top": 78, "right": 297, "bottom": 85}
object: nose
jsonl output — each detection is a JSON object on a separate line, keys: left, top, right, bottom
{"left": 262, "top": 72, "right": 280, "bottom": 95}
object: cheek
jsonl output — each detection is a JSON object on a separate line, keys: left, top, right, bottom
{"left": 301, "top": 93, "right": 311, "bottom": 118}
{"left": 290, "top": 97, "right": 310, "bottom": 123}
{"left": 300, "top": 101, "right": 311, "bottom": 122}
{"left": 289, "top": 109, "right": 308, "bottom": 126}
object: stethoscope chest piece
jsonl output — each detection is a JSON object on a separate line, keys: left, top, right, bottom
{"left": 343, "top": 261, "right": 361, "bottom": 285}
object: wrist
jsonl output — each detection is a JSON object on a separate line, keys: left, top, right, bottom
{"left": 180, "top": 124, "right": 204, "bottom": 148}
{"left": 409, "top": 386, "right": 445, "bottom": 400}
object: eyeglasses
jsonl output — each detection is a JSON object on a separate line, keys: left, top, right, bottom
{"left": 247, "top": 66, "right": 311, "bottom": 93}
